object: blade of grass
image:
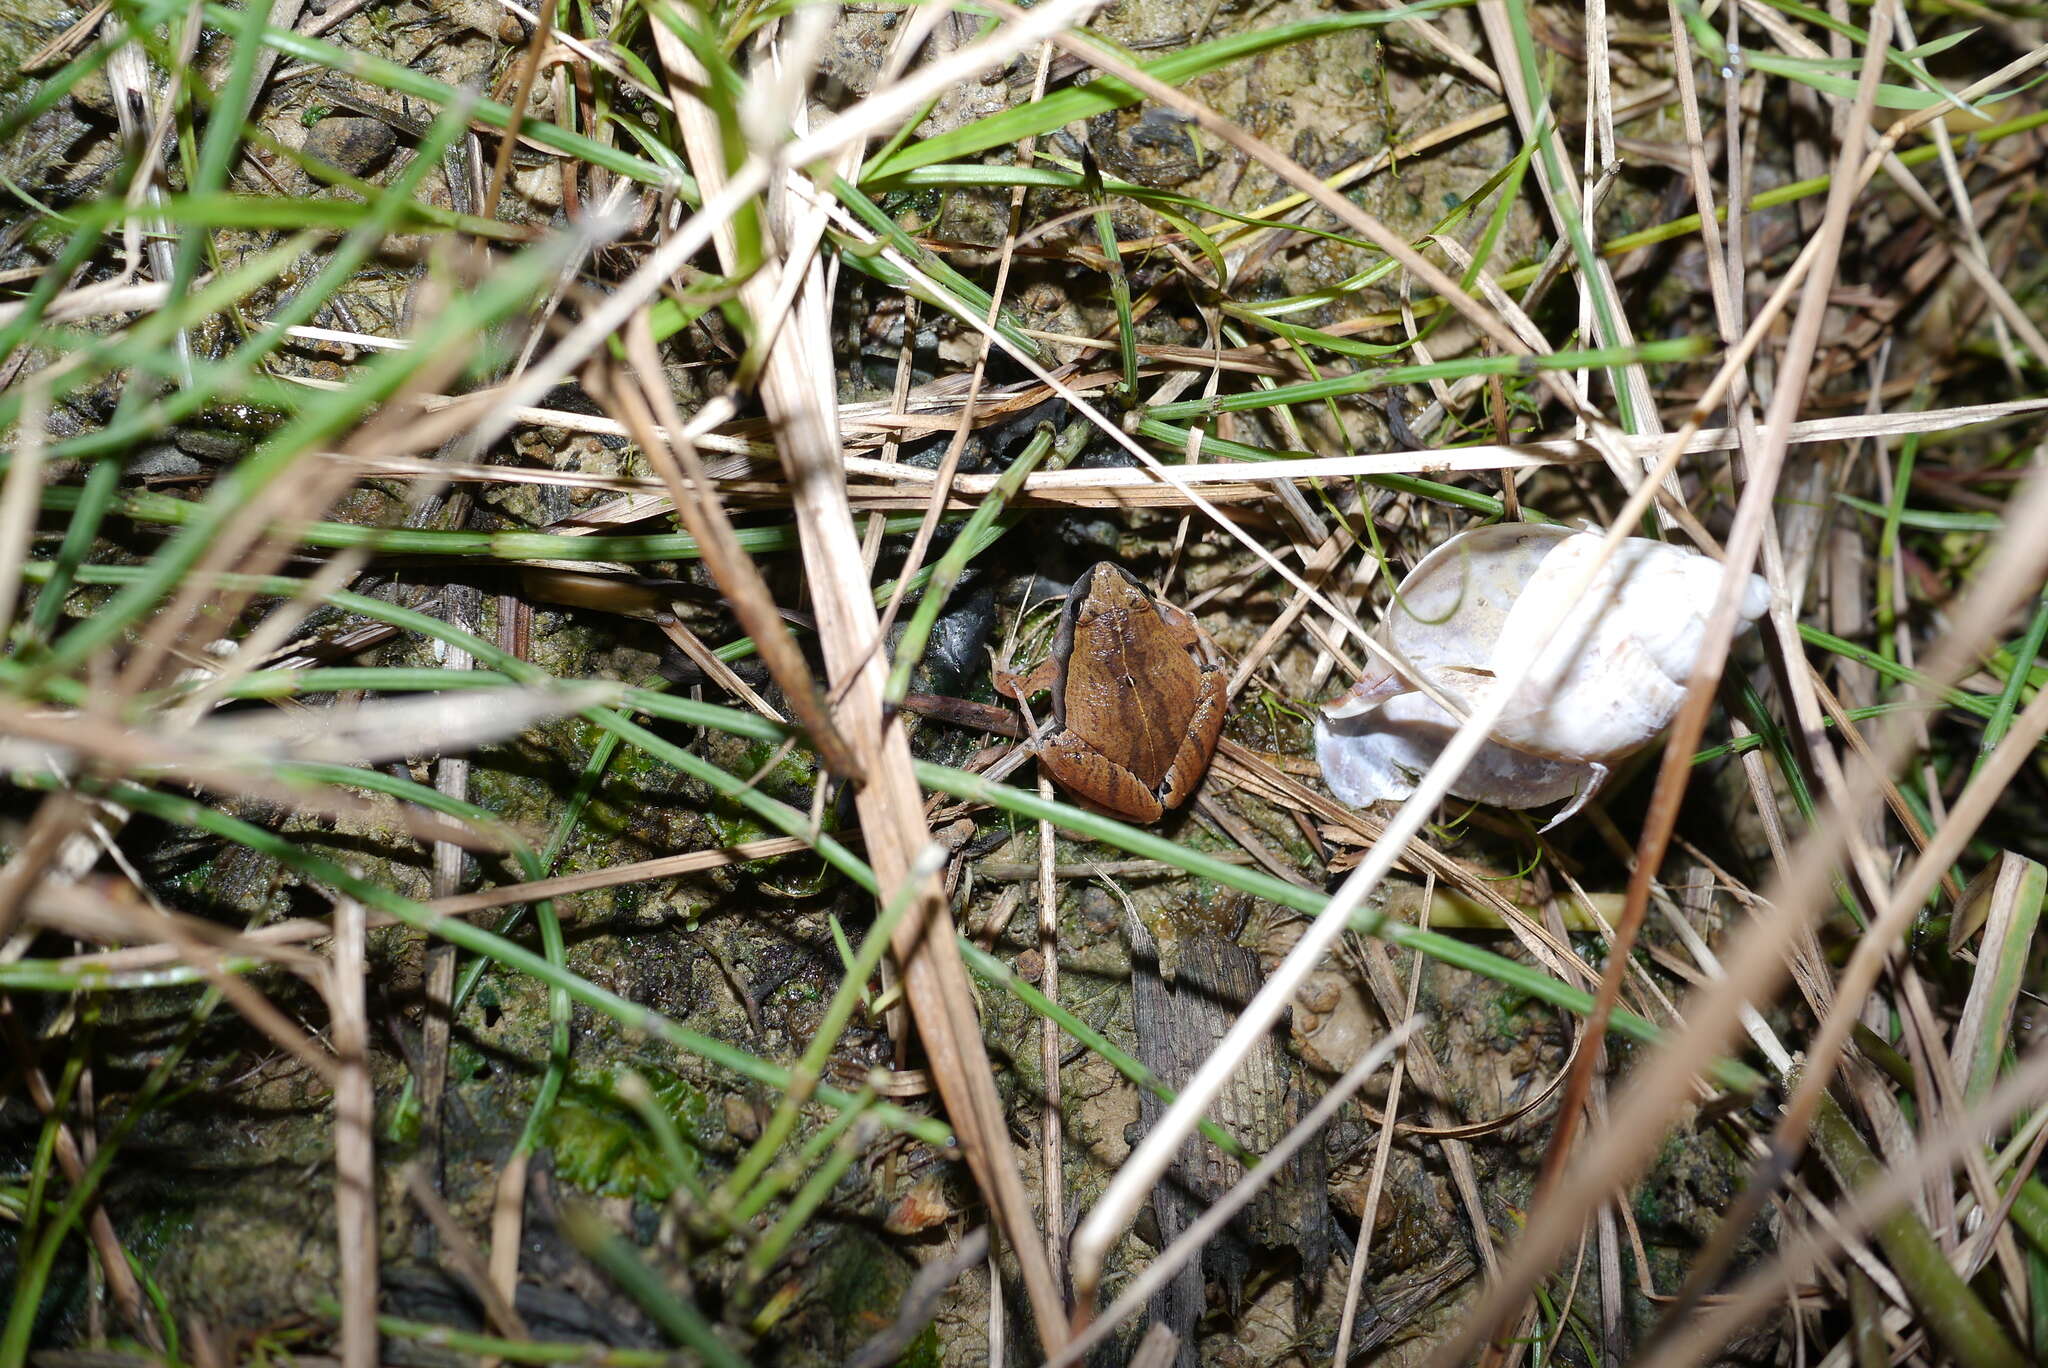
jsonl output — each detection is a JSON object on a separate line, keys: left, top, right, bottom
{"left": 1081, "top": 149, "right": 1139, "bottom": 402}
{"left": 715, "top": 846, "right": 944, "bottom": 1219}
{"left": 282, "top": 757, "right": 573, "bottom": 1155}
{"left": 1812, "top": 1093, "right": 2029, "bottom": 1368}
{"left": 1974, "top": 587, "right": 2048, "bottom": 778}
{"left": 1842, "top": 491, "right": 2002, "bottom": 533}
{"left": 861, "top": 5, "right": 1471, "bottom": 182}
{"left": 882, "top": 419, "right": 1081, "bottom": 704}
{"left": 1799, "top": 625, "right": 2006, "bottom": 723}
{"left": 366, "top": 1312, "right": 689, "bottom": 1365}
{"left": 200, "top": 3, "right": 681, "bottom": 190}
{"left": 725, "top": 1084, "right": 879, "bottom": 1229}
{"left": 167, "top": 0, "right": 271, "bottom": 304}
{"left": 739, "top": 1108, "right": 872, "bottom": 1290}
{"left": 0, "top": 228, "right": 318, "bottom": 447}
{"left": 560, "top": 1203, "right": 743, "bottom": 1367}
{"left": 0, "top": 984, "right": 223, "bottom": 1368}
{"left": 823, "top": 180, "right": 1046, "bottom": 363}
{"left": 0, "top": 223, "right": 106, "bottom": 361}
{"left": 959, "top": 938, "right": 1256, "bottom": 1165}
{"left": 1950, "top": 855, "right": 2046, "bottom": 1103}
{"left": 1145, "top": 338, "right": 1704, "bottom": 421}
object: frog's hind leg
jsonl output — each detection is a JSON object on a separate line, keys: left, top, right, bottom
{"left": 1041, "top": 729, "right": 1166, "bottom": 824}
{"left": 1156, "top": 683, "right": 1228, "bottom": 813}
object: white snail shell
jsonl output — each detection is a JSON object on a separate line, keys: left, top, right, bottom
{"left": 1313, "top": 523, "right": 1771, "bottom": 828}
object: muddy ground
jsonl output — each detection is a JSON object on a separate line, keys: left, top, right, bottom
{"left": 0, "top": 0, "right": 1807, "bottom": 1362}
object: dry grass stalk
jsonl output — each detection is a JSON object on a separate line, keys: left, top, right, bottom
{"left": 641, "top": 3, "right": 1085, "bottom": 1348}
{"left": 330, "top": 896, "right": 377, "bottom": 1368}
{"left": 1034, "top": 770, "right": 1066, "bottom": 1288}
{"left": 0, "top": 991, "right": 158, "bottom": 1346}
{"left": 1438, "top": 460, "right": 2048, "bottom": 1363}
{"left": 1531, "top": 0, "right": 1900, "bottom": 1229}
{"left": 1335, "top": 881, "right": 1437, "bottom": 1362}
{"left": 613, "top": 316, "right": 861, "bottom": 774}
{"left": 406, "top": 1164, "right": 530, "bottom": 1338}
{"left": 341, "top": 385, "right": 2047, "bottom": 506}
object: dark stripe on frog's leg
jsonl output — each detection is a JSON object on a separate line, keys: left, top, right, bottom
{"left": 1156, "top": 667, "right": 1229, "bottom": 811}
{"left": 1038, "top": 727, "right": 1167, "bottom": 823}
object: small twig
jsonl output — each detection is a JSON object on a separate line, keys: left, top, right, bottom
{"left": 481, "top": 0, "right": 558, "bottom": 221}
{"left": 1334, "top": 879, "right": 1432, "bottom": 1365}
{"left": 1035, "top": 769, "right": 1065, "bottom": 1291}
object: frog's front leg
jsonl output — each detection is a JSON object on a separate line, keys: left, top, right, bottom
{"left": 993, "top": 654, "right": 1061, "bottom": 704}
{"left": 1155, "top": 601, "right": 1224, "bottom": 669}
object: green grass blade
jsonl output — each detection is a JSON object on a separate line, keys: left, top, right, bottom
{"left": 37, "top": 226, "right": 579, "bottom": 675}
{"left": 1799, "top": 625, "right": 2003, "bottom": 723}
{"left": 1496, "top": 0, "right": 1639, "bottom": 432}
{"left": 561, "top": 1204, "right": 745, "bottom": 1366}
{"left": 861, "top": 6, "right": 1471, "bottom": 182}
{"left": 1975, "top": 588, "right": 2048, "bottom": 778}
{"left": 1953, "top": 857, "right": 2046, "bottom": 1103}
{"left": 168, "top": 0, "right": 272, "bottom": 306}
{"left": 1841, "top": 491, "right": 2000, "bottom": 533}
{"left": 830, "top": 174, "right": 1046, "bottom": 362}
{"left": 883, "top": 420, "right": 1075, "bottom": 704}
{"left": 960, "top": 939, "right": 1257, "bottom": 1164}
{"left": 1083, "top": 150, "right": 1140, "bottom": 401}
{"left": 1145, "top": 338, "right": 1703, "bottom": 421}
{"left": 200, "top": 2, "right": 682, "bottom": 191}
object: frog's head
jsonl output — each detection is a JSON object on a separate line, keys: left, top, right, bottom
{"left": 1071, "top": 561, "right": 1155, "bottom": 628}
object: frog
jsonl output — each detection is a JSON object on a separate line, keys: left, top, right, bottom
{"left": 1085, "top": 107, "right": 1210, "bottom": 189}
{"left": 995, "top": 563, "right": 1229, "bottom": 822}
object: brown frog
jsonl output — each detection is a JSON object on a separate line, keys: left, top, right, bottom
{"left": 996, "top": 563, "right": 1229, "bottom": 823}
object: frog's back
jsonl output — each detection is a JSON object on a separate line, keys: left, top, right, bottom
{"left": 1064, "top": 586, "right": 1201, "bottom": 790}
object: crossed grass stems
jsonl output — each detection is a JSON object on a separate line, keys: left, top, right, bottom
{"left": 3, "top": 0, "right": 2048, "bottom": 1363}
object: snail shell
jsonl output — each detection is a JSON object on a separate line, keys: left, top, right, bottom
{"left": 1313, "top": 523, "right": 1771, "bottom": 828}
